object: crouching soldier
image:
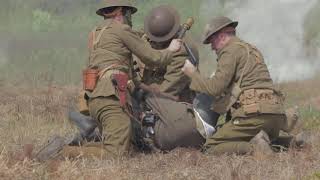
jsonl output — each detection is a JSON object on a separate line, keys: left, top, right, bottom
{"left": 181, "top": 16, "right": 287, "bottom": 155}
{"left": 181, "top": 16, "right": 307, "bottom": 155}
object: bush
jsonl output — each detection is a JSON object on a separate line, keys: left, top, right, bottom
{"left": 32, "top": 9, "right": 58, "bottom": 32}
{"left": 0, "top": 0, "right": 319, "bottom": 85}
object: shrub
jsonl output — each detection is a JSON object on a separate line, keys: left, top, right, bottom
{"left": 32, "top": 9, "right": 58, "bottom": 32}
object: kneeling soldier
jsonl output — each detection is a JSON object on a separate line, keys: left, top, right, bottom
{"left": 182, "top": 16, "right": 287, "bottom": 155}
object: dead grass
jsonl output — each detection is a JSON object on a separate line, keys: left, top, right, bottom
{"left": 1, "top": 142, "right": 320, "bottom": 180}
{"left": 0, "top": 77, "right": 320, "bottom": 180}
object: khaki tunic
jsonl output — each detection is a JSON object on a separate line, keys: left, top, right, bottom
{"left": 87, "top": 19, "right": 173, "bottom": 99}
{"left": 189, "top": 36, "right": 286, "bottom": 155}
{"left": 190, "top": 36, "right": 273, "bottom": 97}
{"left": 141, "top": 35, "right": 199, "bottom": 101}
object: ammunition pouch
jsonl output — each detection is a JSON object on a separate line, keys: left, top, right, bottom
{"left": 111, "top": 72, "right": 129, "bottom": 107}
{"left": 83, "top": 68, "right": 99, "bottom": 91}
{"left": 237, "top": 89, "right": 285, "bottom": 115}
{"left": 83, "top": 61, "right": 129, "bottom": 93}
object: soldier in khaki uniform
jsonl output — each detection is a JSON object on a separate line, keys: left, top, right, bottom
{"left": 139, "top": 5, "right": 199, "bottom": 103}
{"left": 182, "top": 16, "right": 287, "bottom": 155}
{"left": 58, "top": 0, "right": 182, "bottom": 159}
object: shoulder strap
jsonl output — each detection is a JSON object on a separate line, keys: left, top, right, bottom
{"left": 225, "top": 42, "right": 251, "bottom": 111}
{"left": 92, "top": 21, "right": 113, "bottom": 50}
{"left": 234, "top": 42, "right": 250, "bottom": 87}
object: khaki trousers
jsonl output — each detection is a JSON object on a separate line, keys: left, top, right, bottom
{"left": 204, "top": 114, "right": 285, "bottom": 155}
{"left": 62, "top": 96, "right": 131, "bottom": 159}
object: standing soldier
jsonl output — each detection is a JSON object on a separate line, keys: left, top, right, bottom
{"left": 182, "top": 16, "right": 287, "bottom": 155}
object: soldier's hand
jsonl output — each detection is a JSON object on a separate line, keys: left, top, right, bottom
{"left": 182, "top": 59, "right": 196, "bottom": 77}
{"left": 167, "top": 39, "right": 182, "bottom": 52}
{"left": 149, "top": 83, "right": 160, "bottom": 94}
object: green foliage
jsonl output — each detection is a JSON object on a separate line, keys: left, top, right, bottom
{"left": 304, "top": 171, "right": 320, "bottom": 180}
{"left": 300, "top": 106, "right": 320, "bottom": 130}
{"left": 0, "top": 0, "right": 319, "bottom": 85}
{"left": 32, "top": 9, "right": 57, "bottom": 32}
{"left": 2, "top": 47, "right": 86, "bottom": 86}
{"left": 0, "top": 0, "right": 97, "bottom": 85}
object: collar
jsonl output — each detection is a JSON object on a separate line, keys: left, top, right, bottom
{"left": 216, "top": 36, "right": 240, "bottom": 56}
{"left": 97, "top": 19, "right": 114, "bottom": 29}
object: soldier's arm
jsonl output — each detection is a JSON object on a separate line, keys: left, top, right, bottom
{"left": 159, "top": 53, "right": 191, "bottom": 95}
{"left": 132, "top": 28, "right": 145, "bottom": 38}
{"left": 117, "top": 25, "right": 173, "bottom": 67}
{"left": 189, "top": 51, "right": 237, "bottom": 96}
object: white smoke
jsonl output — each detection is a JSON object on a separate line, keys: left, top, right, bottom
{"left": 200, "top": 0, "right": 319, "bottom": 82}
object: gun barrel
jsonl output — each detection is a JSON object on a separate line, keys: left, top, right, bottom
{"left": 178, "top": 28, "right": 187, "bottom": 39}
{"left": 183, "top": 42, "right": 198, "bottom": 66}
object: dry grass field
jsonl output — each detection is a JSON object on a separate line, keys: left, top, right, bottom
{"left": 0, "top": 0, "right": 319, "bottom": 179}
{"left": 0, "top": 75, "right": 320, "bottom": 180}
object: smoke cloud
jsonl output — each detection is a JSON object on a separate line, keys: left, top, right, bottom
{"left": 200, "top": 0, "right": 319, "bottom": 82}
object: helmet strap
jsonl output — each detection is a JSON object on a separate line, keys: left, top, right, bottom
{"left": 122, "top": 8, "right": 133, "bottom": 27}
